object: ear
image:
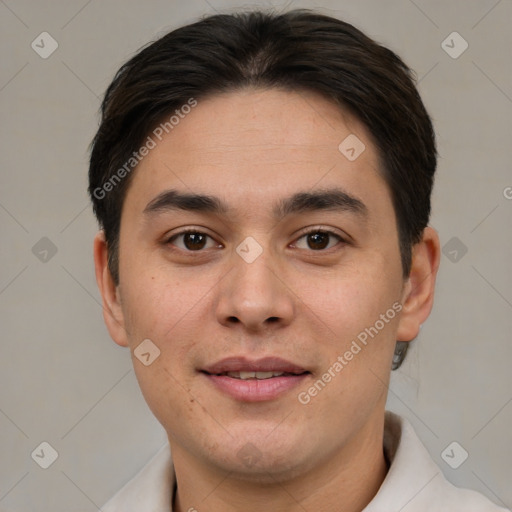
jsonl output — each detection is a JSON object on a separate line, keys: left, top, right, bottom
{"left": 396, "top": 227, "right": 440, "bottom": 342}
{"left": 93, "top": 231, "right": 129, "bottom": 347}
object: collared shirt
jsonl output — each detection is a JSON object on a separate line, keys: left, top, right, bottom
{"left": 102, "top": 411, "right": 509, "bottom": 511}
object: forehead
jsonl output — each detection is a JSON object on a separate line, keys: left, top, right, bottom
{"left": 123, "top": 88, "right": 388, "bottom": 217}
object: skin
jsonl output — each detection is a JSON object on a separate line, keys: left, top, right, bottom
{"left": 94, "top": 88, "right": 440, "bottom": 512}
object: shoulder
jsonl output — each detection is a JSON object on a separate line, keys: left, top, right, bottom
{"left": 102, "top": 444, "right": 174, "bottom": 512}
{"left": 363, "top": 412, "right": 510, "bottom": 512}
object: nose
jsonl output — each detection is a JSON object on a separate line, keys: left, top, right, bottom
{"left": 214, "top": 245, "right": 295, "bottom": 333}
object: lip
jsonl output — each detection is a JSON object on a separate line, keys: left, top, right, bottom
{"left": 200, "top": 356, "right": 310, "bottom": 402}
{"left": 202, "top": 373, "right": 309, "bottom": 402}
{"left": 202, "top": 356, "right": 308, "bottom": 374}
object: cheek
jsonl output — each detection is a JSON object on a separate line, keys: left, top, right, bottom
{"left": 132, "top": 361, "right": 195, "bottom": 433}
{"left": 300, "top": 260, "right": 401, "bottom": 339}
{"left": 120, "top": 264, "right": 207, "bottom": 343}
{"left": 296, "top": 256, "right": 402, "bottom": 397}
{"left": 121, "top": 269, "right": 213, "bottom": 387}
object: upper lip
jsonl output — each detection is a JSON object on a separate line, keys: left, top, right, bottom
{"left": 201, "top": 357, "right": 309, "bottom": 375}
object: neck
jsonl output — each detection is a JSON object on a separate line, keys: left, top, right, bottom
{"left": 171, "top": 413, "right": 388, "bottom": 512}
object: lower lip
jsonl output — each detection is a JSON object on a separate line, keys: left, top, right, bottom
{"left": 202, "top": 373, "right": 309, "bottom": 402}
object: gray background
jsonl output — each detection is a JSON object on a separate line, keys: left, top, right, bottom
{"left": 0, "top": 0, "right": 511, "bottom": 510}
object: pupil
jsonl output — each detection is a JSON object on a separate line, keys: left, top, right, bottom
{"left": 308, "top": 232, "right": 329, "bottom": 250}
{"left": 185, "top": 233, "right": 206, "bottom": 250}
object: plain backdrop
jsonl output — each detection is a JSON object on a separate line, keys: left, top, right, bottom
{"left": 0, "top": 0, "right": 511, "bottom": 510}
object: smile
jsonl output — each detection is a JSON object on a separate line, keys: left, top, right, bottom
{"left": 200, "top": 357, "right": 311, "bottom": 402}
{"left": 221, "top": 371, "right": 298, "bottom": 380}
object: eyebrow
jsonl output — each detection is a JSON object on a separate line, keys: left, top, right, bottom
{"left": 143, "top": 188, "right": 368, "bottom": 220}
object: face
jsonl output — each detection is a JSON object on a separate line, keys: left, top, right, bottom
{"left": 95, "top": 88, "right": 437, "bottom": 482}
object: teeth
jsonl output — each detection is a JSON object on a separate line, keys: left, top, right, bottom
{"left": 226, "top": 371, "right": 286, "bottom": 380}
{"left": 255, "top": 371, "right": 276, "bottom": 379}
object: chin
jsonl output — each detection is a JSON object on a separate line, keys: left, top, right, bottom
{"left": 205, "top": 431, "right": 317, "bottom": 484}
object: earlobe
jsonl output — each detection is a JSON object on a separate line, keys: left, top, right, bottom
{"left": 396, "top": 227, "right": 440, "bottom": 342}
{"left": 93, "top": 231, "right": 129, "bottom": 347}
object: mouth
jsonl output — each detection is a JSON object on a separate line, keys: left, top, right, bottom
{"left": 200, "top": 357, "right": 311, "bottom": 402}
{"left": 206, "top": 370, "right": 307, "bottom": 380}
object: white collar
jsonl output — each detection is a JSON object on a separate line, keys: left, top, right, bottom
{"left": 102, "top": 411, "right": 508, "bottom": 511}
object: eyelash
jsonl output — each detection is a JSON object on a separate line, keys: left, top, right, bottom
{"left": 165, "top": 227, "right": 347, "bottom": 253}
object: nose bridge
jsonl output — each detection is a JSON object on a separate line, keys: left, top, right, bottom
{"left": 236, "top": 252, "right": 276, "bottom": 300}
{"left": 215, "top": 239, "right": 294, "bottom": 329}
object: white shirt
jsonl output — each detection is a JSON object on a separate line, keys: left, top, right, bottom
{"left": 102, "top": 411, "right": 509, "bottom": 511}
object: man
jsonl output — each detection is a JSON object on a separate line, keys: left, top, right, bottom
{"left": 89, "top": 9, "right": 509, "bottom": 512}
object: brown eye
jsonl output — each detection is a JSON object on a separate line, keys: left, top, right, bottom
{"left": 168, "top": 231, "right": 218, "bottom": 251}
{"left": 307, "top": 232, "right": 330, "bottom": 250}
{"left": 294, "top": 230, "right": 343, "bottom": 251}
{"left": 183, "top": 232, "right": 207, "bottom": 250}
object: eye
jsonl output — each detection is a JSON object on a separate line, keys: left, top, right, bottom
{"left": 293, "top": 229, "right": 344, "bottom": 251}
{"left": 167, "top": 230, "right": 220, "bottom": 251}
